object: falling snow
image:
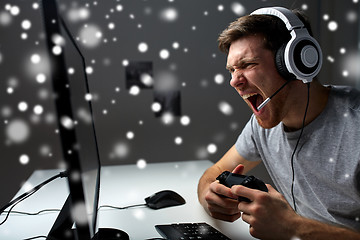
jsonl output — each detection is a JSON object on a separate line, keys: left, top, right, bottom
{"left": 6, "top": 119, "right": 30, "bottom": 143}
{"left": 214, "top": 73, "right": 225, "bottom": 84}
{"left": 207, "top": 143, "right": 217, "bottom": 154}
{"left": 328, "top": 21, "right": 338, "bottom": 31}
{"left": 138, "top": 42, "right": 148, "bottom": 53}
{"left": 1, "top": 2, "right": 359, "bottom": 162}
{"left": 159, "top": 7, "right": 178, "bottom": 22}
{"left": 19, "top": 154, "right": 29, "bottom": 165}
{"left": 71, "top": 202, "right": 88, "bottom": 226}
{"left": 136, "top": 159, "right": 147, "bottom": 169}
{"left": 174, "top": 136, "right": 183, "bottom": 145}
{"left": 231, "top": 3, "right": 246, "bottom": 16}
{"left": 1, "top": 1, "right": 360, "bottom": 219}
{"left": 218, "top": 101, "right": 233, "bottom": 116}
{"left": 180, "top": 115, "right": 190, "bottom": 126}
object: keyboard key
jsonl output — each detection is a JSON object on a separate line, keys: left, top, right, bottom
{"left": 155, "top": 222, "right": 231, "bottom": 240}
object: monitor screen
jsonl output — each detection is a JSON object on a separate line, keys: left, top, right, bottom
{"left": 41, "top": 0, "right": 101, "bottom": 239}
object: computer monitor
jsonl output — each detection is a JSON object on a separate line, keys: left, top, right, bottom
{"left": 40, "top": 0, "right": 127, "bottom": 239}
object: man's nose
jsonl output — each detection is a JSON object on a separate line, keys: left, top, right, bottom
{"left": 229, "top": 69, "right": 245, "bottom": 88}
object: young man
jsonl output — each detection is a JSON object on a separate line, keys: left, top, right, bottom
{"left": 197, "top": 7, "right": 360, "bottom": 240}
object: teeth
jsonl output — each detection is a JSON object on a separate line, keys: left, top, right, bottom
{"left": 242, "top": 93, "right": 257, "bottom": 100}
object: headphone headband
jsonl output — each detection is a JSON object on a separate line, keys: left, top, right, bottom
{"left": 250, "top": 7, "right": 322, "bottom": 83}
{"left": 251, "top": 7, "right": 304, "bottom": 31}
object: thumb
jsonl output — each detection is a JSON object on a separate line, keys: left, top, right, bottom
{"left": 232, "top": 164, "right": 244, "bottom": 175}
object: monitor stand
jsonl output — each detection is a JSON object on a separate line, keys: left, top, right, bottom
{"left": 47, "top": 195, "right": 129, "bottom": 240}
{"left": 47, "top": 195, "right": 76, "bottom": 240}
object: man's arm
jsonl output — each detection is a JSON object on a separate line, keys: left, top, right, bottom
{"left": 197, "top": 144, "right": 260, "bottom": 222}
{"left": 232, "top": 184, "right": 360, "bottom": 240}
{"left": 293, "top": 216, "right": 360, "bottom": 240}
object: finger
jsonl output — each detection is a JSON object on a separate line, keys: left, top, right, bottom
{"left": 205, "top": 194, "right": 242, "bottom": 220}
{"left": 210, "top": 211, "right": 242, "bottom": 223}
{"left": 266, "top": 184, "right": 277, "bottom": 193}
{"left": 265, "top": 184, "right": 284, "bottom": 199}
{"left": 206, "top": 189, "right": 237, "bottom": 208}
{"left": 241, "top": 211, "right": 252, "bottom": 225}
{"left": 238, "top": 201, "right": 252, "bottom": 215}
{"left": 207, "top": 199, "right": 241, "bottom": 215}
{"left": 231, "top": 185, "right": 257, "bottom": 202}
{"left": 242, "top": 214, "right": 260, "bottom": 239}
{"left": 232, "top": 164, "right": 245, "bottom": 174}
{"left": 210, "top": 181, "right": 238, "bottom": 199}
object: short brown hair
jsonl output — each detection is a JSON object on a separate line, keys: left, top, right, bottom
{"left": 218, "top": 9, "right": 312, "bottom": 54}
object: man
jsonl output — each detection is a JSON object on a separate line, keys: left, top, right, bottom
{"left": 197, "top": 7, "right": 360, "bottom": 240}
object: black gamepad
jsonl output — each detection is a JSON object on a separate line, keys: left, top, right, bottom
{"left": 216, "top": 171, "right": 268, "bottom": 202}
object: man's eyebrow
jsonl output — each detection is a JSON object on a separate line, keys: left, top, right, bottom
{"left": 226, "top": 57, "right": 259, "bottom": 70}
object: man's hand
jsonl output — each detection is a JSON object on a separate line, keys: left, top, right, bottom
{"left": 231, "top": 183, "right": 299, "bottom": 240}
{"left": 232, "top": 184, "right": 360, "bottom": 240}
{"left": 201, "top": 164, "right": 245, "bottom": 222}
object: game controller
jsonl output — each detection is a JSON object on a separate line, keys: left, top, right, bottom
{"left": 216, "top": 171, "right": 268, "bottom": 202}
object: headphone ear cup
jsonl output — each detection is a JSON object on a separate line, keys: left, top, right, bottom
{"left": 275, "top": 44, "right": 296, "bottom": 81}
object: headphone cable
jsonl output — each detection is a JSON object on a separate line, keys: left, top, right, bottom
{"left": 290, "top": 82, "right": 310, "bottom": 212}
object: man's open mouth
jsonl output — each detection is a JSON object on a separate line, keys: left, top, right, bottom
{"left": 242, "top": 93, "right": 264, "bottom": 111}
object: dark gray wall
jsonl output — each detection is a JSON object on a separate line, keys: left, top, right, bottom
{"left": 0, "top": 0, "right": 359, "bottom": 208}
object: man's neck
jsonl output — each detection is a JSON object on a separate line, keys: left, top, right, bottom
{"left": 282, "top": 81, "right": 330, "bottom": 132}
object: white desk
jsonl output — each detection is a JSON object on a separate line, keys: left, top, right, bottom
{"left": 0, "top": 160, "right": 256, "bottom": 240}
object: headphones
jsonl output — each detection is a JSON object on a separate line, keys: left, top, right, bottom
{"left": 250, "top": 7, "right": 322, "bottom": 83}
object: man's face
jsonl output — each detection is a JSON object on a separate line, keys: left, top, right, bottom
{"left": 226, "top": 35, "right": 291, "bottom": 129}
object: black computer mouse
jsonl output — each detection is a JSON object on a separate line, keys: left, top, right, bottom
{"left": 94, "top": 228, "right": 129, "bottom": 240}
{"left": 145, "top": 190, "right": 186, "bottom": 210}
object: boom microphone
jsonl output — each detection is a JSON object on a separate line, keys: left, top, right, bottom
{"left": 257, "top": 80, "right": 292, "bottom": 111}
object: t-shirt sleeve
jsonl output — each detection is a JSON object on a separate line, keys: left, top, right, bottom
{"left": 235, "top": 114, "right": 261, "bottom": 162}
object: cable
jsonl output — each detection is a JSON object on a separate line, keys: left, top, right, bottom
{"left": 2, "top": 203, "right": 146, "bottom": 217}
{"left": 23, "top": 236, "right": 47, "bottom": 240}
{"left": 290, "top": 82, "right": 310, "bottom": 212}
{"left": 0, "top": 190, "right": 37, "bottom": 225}
{"left": 0, "top": 171, "right": 67, "bottom": 225}
{"left": 98, "top": 203, "right": 147, "bottom": 211}
{"left": 3, "top": 209, "right": 61, "bottom": 216}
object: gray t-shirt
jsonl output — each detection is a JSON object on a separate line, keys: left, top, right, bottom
{"left": 235, "top": 85, "right": 360, "bottom": 231}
